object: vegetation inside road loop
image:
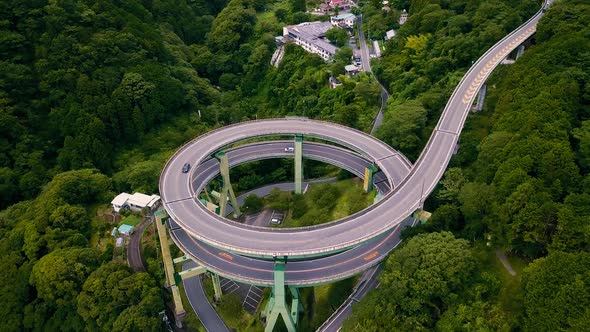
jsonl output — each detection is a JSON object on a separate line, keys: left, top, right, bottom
{"left": 243, "top": 177, "right": 376, "bottom": 228}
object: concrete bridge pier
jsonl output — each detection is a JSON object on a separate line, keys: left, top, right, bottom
{"left": 516, "top": 44, "right": 525, "bottom": 59}
{"left": 473, "top": 83, "right": 487, "bottom": 112}
{"left": 262, "top": 259, "right": 301, "bottom": 332}
{"left": 294, "top": 135, "right": 304, "bottom": 194}
{"left": 215, "top": 151, "right": 241, "bottom": 218}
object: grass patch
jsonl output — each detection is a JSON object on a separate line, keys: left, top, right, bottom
{"left": 310, "top": 277, "right": 357, "bottom": 329}
{"left": 493, "top": 252, "right": 528, "bottom": 318}
{"left": 278, "top": 178, "right": 371, "bottom": 227}
{"left": 473, "top": 243, "right": 530, "bottom": 324}
{"left": 119, "top": 214, "right": 142, "bottom": 227}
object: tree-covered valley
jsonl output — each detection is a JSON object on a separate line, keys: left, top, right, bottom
{"left": 0, "top": 0, "right": 588, "bottom": 331}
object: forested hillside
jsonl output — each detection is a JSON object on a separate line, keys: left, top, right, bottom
{"left": 344, "top": 0, "right": 590, "bottom": 330}
{"left": 0, "top": 0, "right": 398, "bottom": 329}
{"left": 372, "top": 0, "right": 539, "bottom": 159}
{"left": 2, "top": 0, "right": 589, "bottom": 330}
{"left": 0, "top": 0, "right": 227, "bottom": 208}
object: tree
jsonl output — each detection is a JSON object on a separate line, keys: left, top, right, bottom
{"left": 325, "top": 27, "right": 349, "bottom": 47}
{"left": 243, "top": 194, "right": 264, "bottom": 214}
{"left": 77, "top": 262, "right": 163, "bottom": 331}
{"left": 290, "top": 0, "right": 306, "bottom": 13}
{"left": 521, "top": 251, "right": 590, "bottom": 331}
{"left": 375, "top": 100, "right": 427, "bottom": 160}
{"left": 343, "top": 232, "right": 476, "bottom": 330}
{"left": 26, "top": 248, "right": 98, "bottom": 330}
{"left": 29, "top": 248, "right": 98, "bottom": 304}
{"left": 291, "top": 193, "right": 307, "bottom": 219}
{"left": 573, "top": 120, "right": 590, "bottom": 172}
{"left": 437, "top": 167, "right": 466, "bottom": 203}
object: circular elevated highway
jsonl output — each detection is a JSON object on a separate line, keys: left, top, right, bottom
{"left": 160, "top": 6, "right": 546, "bottom": 258}
{"left": 189, "top": 140, "right": 399, "bottom": 196}
{"left": 167, "top": 140, "right": 413, "bottom": 285}
{"left": 161, "top": 119, "right": 413, "bottom": 257}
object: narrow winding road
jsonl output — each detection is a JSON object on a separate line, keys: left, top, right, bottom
{"left": 127, "top": 217, "right": 151, "bottom": 272}
{"left": 183, "top": 262, "right": 230, "bottom": 332}
{"left": 356, "top": 14, "right": 390, "bottom": 134}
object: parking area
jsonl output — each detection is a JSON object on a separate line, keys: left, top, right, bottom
{"left": 220, "top": 278, "right": 239, "bottom": 294}
{"left": 270, "top": 210, "right": 284, "bottom": 225}
{"left": 242, "top": 284, "right": 264, "bottom": 314}
{"left": 219, "top": 277, "right": 265, "bottom": 314}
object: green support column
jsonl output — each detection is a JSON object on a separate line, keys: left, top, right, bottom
{"left": 211, "top": 273, "right": 222, "bottom": 301}
{"left": 289, "top": 286, "right": 303, "bottom": 323}
{"left": 154, "top": 210, "right": 185, "bottom": 328}
{"left": 215, "top": 152, "right": 241, "bottom": 218}
{"left": 294, "top": 135, "right": 303, "bottom": 194}
{"left": 363, "top": 165, "right": 378, "bottom": 193}
{"left": 263, "top": 259, "right": 297, "bottom": 332}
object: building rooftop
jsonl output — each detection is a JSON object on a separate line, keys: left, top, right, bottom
{"left": 128, "top": 192, "right": 160, "bottom": 207}
{"left": 111, "top": 193, "right": 130, "bottom": 206}
{"left": 118, "top": 224, "right": 134, "bottom": 234}
{"left": 385, "top": 29, "right": 396, "bottom": 40}
{"left": 286, "top": 21, "right": 338, "bottom": 56}
{"left": 345, "top": 64, "right": 359, "bottom": 72}
{"left": 331, "top": 13, "right": 355, "bottom": 20}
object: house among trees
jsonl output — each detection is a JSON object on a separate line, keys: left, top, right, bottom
{"left": 345, "top": 64, "right": 360, "bottom": 76}
{"left": 111, "top": 192, "right": 161, "bottom": 213}
{"left": 399, "top": 9, "right": 409, "bottom": 25}
{"left": 328, "top": 0, "right": 352, "bottom": 10}
{"left": 283, "top": 22, "right": 337, "bottom": 61}
{"left": 385, "top": 29, "right": 396, "bottom": 40}
{"left": 117, "top": 224, "right": 135, "bottom": 236}
{"left": 329, "top": 76, "right": 343, "bottom": 89}
{"left": 313, "top": 0, "right": 354, "bottom": 14}
{"left": 330, "top": 13, "right": 357, "bottom": 28}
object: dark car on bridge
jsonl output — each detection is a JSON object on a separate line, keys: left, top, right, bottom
{"left": 182, "top": 163, "right": 191, "bottom": 173}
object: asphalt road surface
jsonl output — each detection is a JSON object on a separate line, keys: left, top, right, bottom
{"left": 182, "top": 262, "right": 230, "bottom": 332}
{"left": 127, "top": 217, "right": 151, "bottom": 272}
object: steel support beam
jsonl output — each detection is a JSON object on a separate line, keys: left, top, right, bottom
{"left": 215, "top": 152, "right": 241, "bottom": 218}
{"left": 294, "top": 135, "right": 304, "bottom": 194}
{"left": 176, "top": 265, "right": 207, "bottom": 280}
{"left": 474, "top": 83, "right": 487, "bottom": 112}
{"left": 363, "top": 165, "right": 378, "bottom": 193}
{"left": 173, "top": 255, "right": 191, "bottom": 264}
{"left": 263, "top": 259, "right": 297, "bottom": 332}
{"left": 516, "top": 44, "right": 525, "bottom": 59}
{"left": 211, "top": 273, "right": 223, "bottom": 301}
{"left": 154, "top": 210, "right": 186, "bottom": 328}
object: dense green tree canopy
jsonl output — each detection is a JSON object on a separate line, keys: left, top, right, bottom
{"left": 521, "top": 252, "right": 590, "bottom": 331}
{"left": 343, "top": 232, "right": 476, "bottom": 331}
{"left": 77, "top": 262, "right": 163, "bottom": 331}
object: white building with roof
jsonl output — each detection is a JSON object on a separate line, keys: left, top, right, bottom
{"left": 385, "top": 29, "right": 396, "bottom": 40}
{"left": 399, "top": 9, "right": 409, "bottom": 25}
{"left": 283, "top": 21, "right": 338, "bottom": 61}
{"left": 330, "top": 13, "right": 357, "bottom": 28}
{"left": 345, "top": 64, "right": 360, "bottom": 76}
{"left": 111, "top": 192, "right": 161, "bottom": 213}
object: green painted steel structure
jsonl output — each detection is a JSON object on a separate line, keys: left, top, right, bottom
{"left": 211, "top": 272, "right": 223, "bottom": 301}
{"left": 216, "top": 152, "right": 241, "bottom": 218}
{"left": 363, "top": 165, "right": 378, "bottom": 193}
{"left": 294, "top": 135, "right": 304, "bottom": 194}
{"left": 262, "top": 259, "right": 302, "bottom": 332}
